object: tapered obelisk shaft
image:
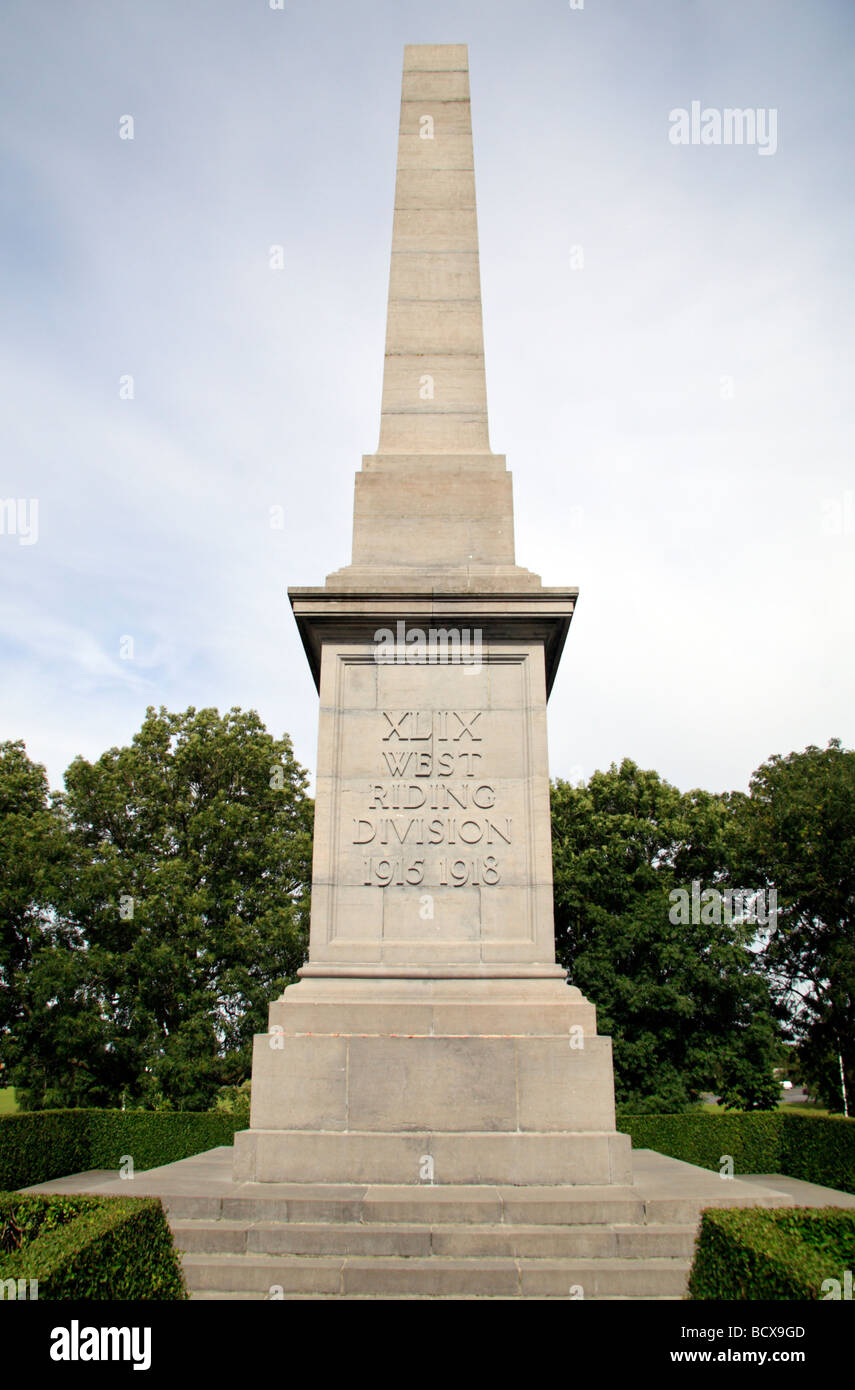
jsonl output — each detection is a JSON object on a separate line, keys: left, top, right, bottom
{"left": 378, "top": 44, "right": 490, "bottom": 455}
{"left": 327, "top": 44, "right": 540, "bottom": 585}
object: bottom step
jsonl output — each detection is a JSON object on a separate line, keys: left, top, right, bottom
{"left": 182, "top": 1253, "right": 691, "bottom": 1298}
{"left": 190, "top": 1290, "right": 683, "bottom": 1301}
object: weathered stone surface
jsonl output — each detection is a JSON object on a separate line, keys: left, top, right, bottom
{"left": 302, "top": 642, "right": 557, "bottom": 968}
{"left": 233, "top": 1129, "right": 632, "bottom": 1187}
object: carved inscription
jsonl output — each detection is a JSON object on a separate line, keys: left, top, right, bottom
{"left": 354, "top": 710, "right": 510, "bottom": 887}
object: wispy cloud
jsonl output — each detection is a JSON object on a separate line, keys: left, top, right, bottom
{"left": 1, "top": 0, "right": 853, "bottom": 794}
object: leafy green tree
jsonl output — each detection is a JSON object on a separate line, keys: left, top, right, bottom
{"left": 551, "top": 760, "right": 781, "bottom": 1112}
{"left": 0, "top": 741, "right": 103, "bottom": 1109}
{"left": 0, "top": 740, "right": 61, "bottom": 1035}
{"left": 735, "top": 739, "right": 855, "bottom": 1113}
{"left": 4, "top": 707, "right": 313, "bottom": 1111}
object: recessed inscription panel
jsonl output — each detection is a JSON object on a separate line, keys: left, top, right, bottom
{"left": 309, "top": 649, "right": 552, "bottom": 964}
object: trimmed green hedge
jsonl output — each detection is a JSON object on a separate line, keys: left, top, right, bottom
{"left": 0, "top": 1192, "right": 187, "bottom": 1299}
{"left": 780, "top": 1113, "right": 855, "bottom": 1193}
{"left": 688, "top": 1207, "right": 855, "bottom": 1300}
{"left": 616, "top": 1111, "right": 855, "bottom": 1196}
{"left": 0, "top": 1110, "right": 245, "bottom": 1191}
{"left": 618, "top": 1112, "right": 781, "bottom": 1175}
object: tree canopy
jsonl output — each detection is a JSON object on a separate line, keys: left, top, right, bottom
{"left": 733, "top": 739, "right": 855, "bottom": 1113}
{"left": 0, "top": 707, "right": 312, "bottom": 1111}
{"left": 551, "top": 760, "right": 782, "bottom": 1112}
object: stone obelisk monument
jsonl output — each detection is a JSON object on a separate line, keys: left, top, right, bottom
{"left": 235, "top": 44, "right": 631, "bottom": 1187}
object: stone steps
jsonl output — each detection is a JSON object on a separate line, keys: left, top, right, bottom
{"left": 156, "top": 1167, "right": 811, "bottom": 1298}
{"left": 161, "top": 1179, "right": 775, "bottom": 1228}
{"left": 27, "top": 1146, "right": 807, "bottom": 1301}
{"left": 172, "top": 1218, "right": 696, "bottom": 1259}
{"left": 163, "top": 1183, "right": 646, "bottom": 1225}
{"left": 168, "top": 1179, "right": 700, "bottom": 1298}
{"left": 181, "top": 1252, "right": 692, "bottom": 1299}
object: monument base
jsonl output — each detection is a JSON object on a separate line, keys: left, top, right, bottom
{"left": 233, "top": 974, "right": 632, "bottom": 1187}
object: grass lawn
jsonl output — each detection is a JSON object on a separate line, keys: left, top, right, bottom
{"left": 0, "top": 1088, "right": 19, "bottom": 1114}
{"left": 701, "top": 1098, "right": 832, "bottom": 1116}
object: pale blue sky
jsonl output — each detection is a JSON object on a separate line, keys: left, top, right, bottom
{"left": 1, "top": 0, "right": 853, "bottom": 795}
